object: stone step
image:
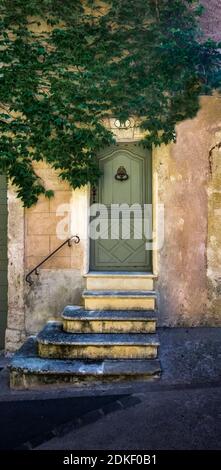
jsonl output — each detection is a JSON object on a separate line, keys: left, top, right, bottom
{"left": 37, "top": 322, "right": 160, "bottom": 360}
{"left": 9, "top": 337, "right": 161, "bottom": 390}
{"left": 82, "top": 290, "right": 156, "bottom": 310}
{"left": 85, "top": 272, "right": 155, "bottom": 291}
{"left": 62, "top": 306, "right": 157, "bottom": 334}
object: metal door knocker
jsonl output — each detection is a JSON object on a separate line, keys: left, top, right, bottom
{"left": 115, "top": 166, "right": 129, "bottom": 181}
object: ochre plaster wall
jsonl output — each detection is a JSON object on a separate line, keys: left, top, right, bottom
{"left": 24, "top": 161, "right": 85, "bottom": 335}
{"left": 156, "top": 96, "right": 221, "bottom": 326}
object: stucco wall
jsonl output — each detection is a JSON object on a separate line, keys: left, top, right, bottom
{"left": 6, "top": 184, "right": 26, "bottom": 352}
{"left": 156, "top": 95, "right": 221, "bottom": 326}
{"left": 24, "top": 161, "right": 85, "bottom": 335}
{"left": 0, "top": 176, "right": 8, "bottom": 349}
{"left": 207, "top": 126, "right": 221, "bottom": 323}
{"left": 201, "top": 0, "right": 221, "bottom": 41}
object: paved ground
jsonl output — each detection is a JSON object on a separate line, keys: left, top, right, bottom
{"left": 0, "top": 394, "right": 132, "bottom": 450}
{"left": 37, "top": 385, "right": 221, "bottom": 450}
{"left": 0, "top": 328, "right": 221, "bottom": 450}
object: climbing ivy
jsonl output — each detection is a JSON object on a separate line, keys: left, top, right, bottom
{"left": 0, "top": 0, "right": 220, "bottom": 206}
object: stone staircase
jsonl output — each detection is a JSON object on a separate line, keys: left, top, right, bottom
{"left": 10, "top": 273, "right": 161, "bottom": 389}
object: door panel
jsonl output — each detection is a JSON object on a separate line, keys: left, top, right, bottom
{"left": 100, "top": 152, "right": 144, "bottom": 205}
{"left": 90, "top": 144, "right": 152, "bottom": 271}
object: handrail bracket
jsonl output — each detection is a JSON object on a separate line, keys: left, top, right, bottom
{"left": 25, "top": 235, "right": 80, "bottom": 286}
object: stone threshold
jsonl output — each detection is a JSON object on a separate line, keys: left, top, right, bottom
{"left": 85, "top": 271, "right": 158, "bottom": 278}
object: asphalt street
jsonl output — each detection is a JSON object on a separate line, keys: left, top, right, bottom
{"left": 0, "top": 394, "right": 128, "bottom": 449}
{"left": 1, "top": 328, "right": 221, "bottom": 450}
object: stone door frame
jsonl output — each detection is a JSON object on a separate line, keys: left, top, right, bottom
{"left": 70, "top": 119, "right": 159, "bottom": 277}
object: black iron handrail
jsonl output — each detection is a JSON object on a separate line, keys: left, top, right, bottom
{"left": 25, "top": 235, "right": 80, "bottom": 286}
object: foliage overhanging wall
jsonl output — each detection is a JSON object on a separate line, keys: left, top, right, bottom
{"left": 0, "top": 0, "right": 220, "bottom": 206}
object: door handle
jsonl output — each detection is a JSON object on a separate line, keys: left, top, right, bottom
{"left": 115, "top": 166, "right": 129, "bottom": 181}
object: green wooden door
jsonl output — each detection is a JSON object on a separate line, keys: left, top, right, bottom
{"left": 90, "top": 143, "right": 152, "bottom": 271}
{"left": 0, "top": 176, "right": 7, "bottom": 349}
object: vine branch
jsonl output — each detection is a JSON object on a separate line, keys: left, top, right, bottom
{"left": 209, "top": 141, "right": 221, "bottom": 175}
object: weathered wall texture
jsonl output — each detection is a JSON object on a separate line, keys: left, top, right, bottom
{"left": 207, "top": 126, "right": 221, "bottom": 323}
{"left": 0, "top": 176, "right": 8, "bottom": 349}
{"left": 6, "top": 184, "right": 26, "bottom": 352}
{"left": 24, "top": 161, "right": 85, "bottom": 335}
{"left": 156, "top": 95, "right": 221, "bottom": 326}
{"left": 201, "top": 0, "right": 221, "bottom": 41}
{"left": 154, "top": 0, "right": 221, "bottom": 326}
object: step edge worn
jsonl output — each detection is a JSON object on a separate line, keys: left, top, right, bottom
{"left": 37, "top": 336, "right": 160, "bottom": 347}
{"left": 62, "top": 311, "right": 158, "bottom": 321}
{"left": 82, "top": 290, "right": 157, "bottom": 298}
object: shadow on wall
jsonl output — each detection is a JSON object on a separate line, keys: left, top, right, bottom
{"left": 0, "top": 175, "right": 8, "bottom": 349}
{"left": 24, "top": 269, "right": 84, "bottom": 335}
